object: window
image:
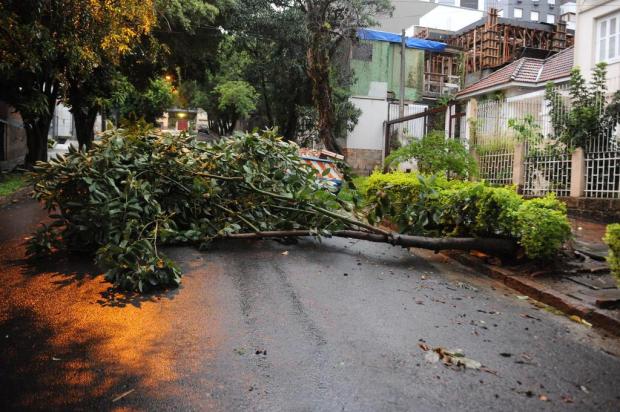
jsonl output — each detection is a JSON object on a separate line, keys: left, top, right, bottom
{"left": 597, "top": 12, "right": 620, "bottom": 63}
{"left": 514, "top": 8, "right": 523, "bottom": 18}
{"left": 531, "top": 11, "right": 539, "bottom": 21}
{"left": 548, "top": 0, "right": 555, "bottom": 4}
{"left": 547, "top": 14, "right": 555, "bottom": 24}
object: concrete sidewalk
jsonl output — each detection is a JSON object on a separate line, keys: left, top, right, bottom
{"left": 444, "top": 216, "right": 620, "bottom": 337}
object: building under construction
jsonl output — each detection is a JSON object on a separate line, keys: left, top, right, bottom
{"left": 415, "top": 8, "right": 574, "bottom": 89}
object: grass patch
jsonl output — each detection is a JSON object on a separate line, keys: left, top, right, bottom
{"left": 0, "top": 173, "right": 26, "bottom": 197}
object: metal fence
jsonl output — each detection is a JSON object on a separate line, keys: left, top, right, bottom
{"left": 584, "top": 77, "right": 620, "bottom": 198}
{"left": 473, "top": 89, "right": 574, "bottom": 193}
{"left": 471, "top": 79, "right": 620, "bottom": 198}
{"left": 387, "top": 103, "right": 428, "bottom": 145}
{"left": 523, "top": 153, "right": 572, "bottom": 197}
{"left": 473, "top": 99, "right": 520, "bottom": 186}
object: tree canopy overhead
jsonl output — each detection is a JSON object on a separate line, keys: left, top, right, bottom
{"left": 0, "top": 0, "right": 156, "bottom": 163}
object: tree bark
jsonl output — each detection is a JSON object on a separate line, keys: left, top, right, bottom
{"left": 24, "top": 84, "right": 57, "bottom": 167}
{"left": 307, "top": 30, "right": 340, "bottom": 153}
{"left": 72, "top": 105, "right": 98, "bottom": 150}
{"left": 25, "top": 115, "right": 52, "bottom": 166}
{"left": 222, "top": 230, "right": 518, "bottom": 258}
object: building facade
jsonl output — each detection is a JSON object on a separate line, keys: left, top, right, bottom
{"left": 574, "top": 0, "right": 620, "bottom": 89}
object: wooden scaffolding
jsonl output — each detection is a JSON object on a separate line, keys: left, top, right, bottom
{"left": 443, "top": 8, "right": 573, "bottom": 75}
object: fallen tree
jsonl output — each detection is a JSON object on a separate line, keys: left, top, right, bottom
{"left": 224, "top": 230, "right": 517, "bottom": 257}
{"left": 28, "top": 126, "right": 518, "bottom": 291}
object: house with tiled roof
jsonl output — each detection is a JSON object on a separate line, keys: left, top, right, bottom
{"left": 456, "top": 47, "right": 574, "bottom": 100}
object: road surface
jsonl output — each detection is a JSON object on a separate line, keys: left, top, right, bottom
{"left": 1, "top": 199, "right": 619, "bottom": 411}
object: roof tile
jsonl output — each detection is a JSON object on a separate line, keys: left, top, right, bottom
{"left": 457, "top": 47, "right": 573, "bottom": 97}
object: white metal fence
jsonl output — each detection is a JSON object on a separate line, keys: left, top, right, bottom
{"left": 470, "top": 79, "right": 620, "bottom": 198}
{"left": 388, "top": 103, "right": 428, "bottom": 145}
{"left": 583, "top": 77, "right": 620, "bottom": 198}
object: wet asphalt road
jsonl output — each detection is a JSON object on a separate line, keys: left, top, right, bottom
{"left": 1, "top": 199, "right": 620, "bottom": 411}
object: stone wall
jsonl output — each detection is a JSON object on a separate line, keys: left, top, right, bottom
{"left": 343, "top": 148, "right": 382, "bottom": 176}
{"left": 560, "top": 197, "right": 620, "bottom": 224}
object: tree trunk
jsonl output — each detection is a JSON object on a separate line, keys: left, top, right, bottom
{"left": 25, "top": 116, "right": 52, "bottom": 166}
{"left": 307, "top": 31, "right": 340, "bottom": 153}
{"left": 72, "top": 105, "right": 98, "bottom": 150}
{"left": 260, "top": 72, "right": 274, "bottom": 127}
{"left": 222, "top": 230, "right": 518, "bottom": 258}
{"left": 24, "top": 87, "right": 57, "bottom": 167}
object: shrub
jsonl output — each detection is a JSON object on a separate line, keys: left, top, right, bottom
{"left": 604, "top": 223, "right": 620, "bottom": 286}
{"left": 366, "top": 172, "right": 571, "bottom": 259}
{"left": 384, "top": 130, "right": 478, "bottom": 179}
{"left": 515, "top": 195, "right": 571, "bottom": 259}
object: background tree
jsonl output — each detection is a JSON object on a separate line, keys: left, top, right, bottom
{"left": 64, "top": 0, "right": 155, "bottom": 149}
{"left": 546, "top": 63, "right": 620, "bottom": 149}
{"left": 298, "top": 0, "right": 391, "bottom": 152}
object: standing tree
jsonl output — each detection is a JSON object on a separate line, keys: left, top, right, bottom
{"left": 545, "top": 63, "right": 620, "bottom": 149}
{"left": 298, "top": 0, "right": 391, "bottom": 152}
{"left": 0, "top": 0, "right": 155, "bottom": 163}
{"left": 64, "top": 1, "right": 155, "bottom": 149}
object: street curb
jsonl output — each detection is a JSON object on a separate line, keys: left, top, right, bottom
{"left": 442, "top": 251, "right": 620, "bottom": 337}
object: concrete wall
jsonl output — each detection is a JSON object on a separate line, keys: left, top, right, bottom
{"left": 0, "top": 102, "right": 27, "bottom": 171}
{"left": 350, "top": 40, "right": 424, "bottom": 102}
{"left": 574, "top": 0, "right": 620, "bottom": 89}
{"left": 51, "top": 104, "right": 75, "bottom": 138}
{"left": 345, "top": 96, "right": 389, "bottom": 175}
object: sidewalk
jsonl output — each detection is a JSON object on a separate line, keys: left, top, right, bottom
{"left": 443, "top": 216, "right": 620, "bottom": 336}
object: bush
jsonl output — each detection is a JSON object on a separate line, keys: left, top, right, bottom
{"left": 366, "top": 172, "right": 571, "bottom": 259}
{"left": 604, "top": 223, "right": 620, "bottom": 286}
{"left": 384, "top": 130, "right": 478, "bottom": 179}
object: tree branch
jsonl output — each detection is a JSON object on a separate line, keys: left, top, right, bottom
{"left": 221, "top": 230, "right": 518, "bottom": 257}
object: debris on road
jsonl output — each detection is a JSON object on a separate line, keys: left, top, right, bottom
{"left": 569, "top": 315, "right": 592, "bottom": 327}
{"left": 112, "top": 389, "right": 135, "bottom": 403}
{"left": 418, "top": 343, "right": 482, "bottom": 370}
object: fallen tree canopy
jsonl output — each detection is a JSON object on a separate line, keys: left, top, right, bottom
{"left": 28, "top": 126, "right": 517, "bottom": 291}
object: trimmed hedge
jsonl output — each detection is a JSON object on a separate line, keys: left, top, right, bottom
{"left": 604, "top": 223, "right": 620, "bottom": 286}
{"left": 365, "top": 172, "right": 571, "bottom": 259}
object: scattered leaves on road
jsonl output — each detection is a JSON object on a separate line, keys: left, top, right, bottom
{"left": 569, "top": 315, "right": 592, "bottom": 327}
{"left": 418, "top": 344, "right": 482, "bottom": 370}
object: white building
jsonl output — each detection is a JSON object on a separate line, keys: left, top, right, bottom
{"left": 574, "top": 0, "right": 620, "bottom": 90}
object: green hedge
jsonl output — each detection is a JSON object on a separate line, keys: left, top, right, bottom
{"left": 604, "top": 223, "right": 620, "bottom": 286}
{"left": 365, "top": 172, "right": 571, "bottom": 259}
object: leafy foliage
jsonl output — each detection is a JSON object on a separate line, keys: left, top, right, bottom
{"left": 118, "top": 78, "right": 176, "bottom": 123}
{"left": 302, "top": 0, "right": 392, "bottom": 151}
{"left": 28, "top": 127, "right": 358, "bottom": 291}
{"left": 365, "top": 172, "right": 571, "bottom": 259}
{"left": 385, "top": 131, "right": 478, "bottom": 179}
{"left": 604, "top": 223, "right": 620, "bottom": 286}
{"left": 0, "top": 0, "right": 155, "bottom": 163}
{"left": 545, "top": 63, "right": 620, "bottom": 149}
{"left": 214, "top": 80, "right": 258, "bottom": 120}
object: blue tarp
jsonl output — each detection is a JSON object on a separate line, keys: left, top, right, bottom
{"left": 357, "top": 28, "right": 446, "bottom": 52}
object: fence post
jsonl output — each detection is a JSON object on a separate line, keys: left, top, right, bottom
{"left": 570, "top": 147, "right": 585, "bottom": 198}
{"left": 465, "top": 98, "right": 477, "bottom": 144}
{"left": 512, "top": 143, "right": 525, "bottom": 190}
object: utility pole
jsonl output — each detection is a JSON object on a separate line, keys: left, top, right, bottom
{"left": 399, "top": 29, "right": 406, "bottom": 121}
